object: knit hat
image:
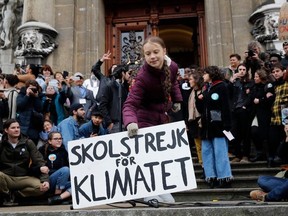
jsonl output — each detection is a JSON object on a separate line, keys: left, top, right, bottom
{"left": 69, "top": 103, "right": 83, "bottom": 115}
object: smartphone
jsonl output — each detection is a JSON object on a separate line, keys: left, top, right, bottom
{"left": 63, "top": 71, "right": 69, "bottom": 79}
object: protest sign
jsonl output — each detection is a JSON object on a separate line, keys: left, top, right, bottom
{"left": 68, "top": 121, "right": 197, "bottom": 209}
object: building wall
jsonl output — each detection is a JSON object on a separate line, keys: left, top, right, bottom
{"left": 21, "top": 0, "right": 105, "bottom": 77}
{"left": 205, "top": 0, "right": 268, "bottom": 67}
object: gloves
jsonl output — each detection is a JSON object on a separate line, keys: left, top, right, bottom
{"left": 127, "top": 123, "right": 138, "bottom": 137}
{"left": 172, "top": 103, "right": 181, "bottom": 113}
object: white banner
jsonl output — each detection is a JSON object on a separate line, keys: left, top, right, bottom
{"left": 68, "top": 121, "right": 197, "bottom": 209}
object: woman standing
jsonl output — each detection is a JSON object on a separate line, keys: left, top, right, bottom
{"left": 196, "top": 66, "right": 233, "bottom": 188}
{"left": 230, "top": 63, "right": 254, "bottom": 163}
{"left": 187, "top": 70, "right": 204, "bottom": 166}
{"left": 123, "top": 36, "right": 182, "bottom": 203}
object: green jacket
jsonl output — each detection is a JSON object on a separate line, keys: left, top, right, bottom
{"left": 0, "top": 135, "right": 49, "bottom": 183}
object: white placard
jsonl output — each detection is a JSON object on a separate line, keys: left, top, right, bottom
{"left": 68, "top": 121, "right": 197, "bottom": 209}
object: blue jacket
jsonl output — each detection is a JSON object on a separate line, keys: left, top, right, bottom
{"left": 57, "top": 116, "right": 81, "bottom": 150}
{"left": 79, "top": 120, "right": 107, "bottom": 138}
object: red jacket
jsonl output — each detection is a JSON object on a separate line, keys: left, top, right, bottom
{"left": 123, "top": 60, "right": 182, "bottom": 128}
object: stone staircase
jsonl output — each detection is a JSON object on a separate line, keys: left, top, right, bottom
{"left": 173, "top": 158, "right": 281, "bottom": 202}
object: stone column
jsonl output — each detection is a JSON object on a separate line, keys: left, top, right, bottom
{"left": 22, "top": 0, "right": 55, "bottom": 26}
{"left": 204, "top": 0, "right": 263, "bottom": 66}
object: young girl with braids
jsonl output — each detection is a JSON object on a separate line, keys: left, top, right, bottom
{"left": 122, "top": 36, "right": 183, "bottom": 203}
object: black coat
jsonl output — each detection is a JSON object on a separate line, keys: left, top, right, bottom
{"left": 196, "top": 81, "right": 231, "bottom": 139}
{"left": 250, "top": 82, "right": 274, "bottom": 137}
{"left": 39, "top": 144, "right": 69, "bottom": 175}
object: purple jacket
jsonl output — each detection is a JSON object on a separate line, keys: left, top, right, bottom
{"left": 123, "top": 60, "right": 182, "bottom": 128}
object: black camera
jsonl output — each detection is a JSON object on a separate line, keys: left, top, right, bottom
{"left": 31, "top": 88, "right": 38, "bottom": 93}
{"left": 248, "top": 50, "right": 255, "bottom": 57}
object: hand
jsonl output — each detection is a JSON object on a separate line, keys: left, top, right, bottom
{"left": 40, "top": 181, "right": 50, "bottom": 192}
{"left": 254, "top": 98, "right": 259, "bottom": 104}
{"left": 100, "top": 50, "right": 111, "bottom": 62}
{"left": 108, "top": 123, "right": 114, "bottom": 132}
{"left": 172, "top": 103, "right": 181, "bottom": 113}
{"left": 285, "top": 125, "right": 288, "bottom": 138}
{"left": 266, "top": 92, "right": 273, "bottom": 98}
{"left": 127, "top": 123, "right": 138, "bottom": 137}
{"left": 40, "top": 166, "right": 49, "bottom": 174}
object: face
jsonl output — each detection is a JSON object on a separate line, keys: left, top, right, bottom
{"left": 203, "top": 72, "right": 211, "bottom": 83}
{"left": 230, "top": 57, "right": 240, "bottom": 68}
{"left": 189, "top": 75, "right": 196, "bottom": 88}
{"left": 48, "top": 133, "right": 63, "bottom": 149}
{"left": 283, "top": 45, "right": 288, "bottom": 55}
{"left": 75, "top": 78, "right": 84, "bottom": 86}
{"left": 123, "top": 70, "right": 131, "bottom": 82}
{"left": 5, "top": 122, "right": 21, "bottom": 139}
{"left": 272, "top": 67, "right": 284, "bottom": 80}
{"left": 237, "top": 65, "right": 247, "bottom": 77}
{"left": 43, "top": 69, "right": 51, "bottom": 77}
{"left": 91, "top": 116, "right": 103, "bottom": 126}
{"left": 270, "top": 57, "right": 280, "bottom": 66}
{"left": 55, "top": 73, "right": 63, "bottom": 81}
{"left": 251, "top": 46, "right": 260, "bottom": 55}
{"left": 254, "top": 73, "right": 261, "bottom": 84}
{"left": 25, "top": 64, "right": 31, "bottom": 73}
{"left": 74, "top": 107, "right": 85, "bottom": 120}
{"left": 46, "top": 85, "right": 56, "bottom": 95}
{"left": 143, "top": 41, "right": 166, "bottom": 70}
{"left": 43, "top": 121, "right": 53, "bottom": 132}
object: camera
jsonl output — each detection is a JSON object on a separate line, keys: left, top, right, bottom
{"left": 248, "top": 50, "right": 255, "bottom": 57}
{"left": 31, "top": 88, "right": 38, "bottom": 93}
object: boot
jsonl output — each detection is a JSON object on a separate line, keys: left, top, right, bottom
{"left": 48, "top": 195, "right": 63, "bottom": 205}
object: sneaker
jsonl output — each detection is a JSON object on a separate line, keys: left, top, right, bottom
{"left": 250, "top": 190, "right": 267, "bottom": 201}
{"left": 240, "top": 157, "right": 250, "bottom": 163}
{"left": 231, "top": 157, "right": 241, "bottom": 163}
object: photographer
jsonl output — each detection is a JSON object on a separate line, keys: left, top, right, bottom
{"left": 243, "top": 40, "right": 268, "bottom": 79}
{"left": 99, "top": 64, "right": 131, "bottom": 133}
{"left": 16, "top": 80, "right": 45, "bottom": 144}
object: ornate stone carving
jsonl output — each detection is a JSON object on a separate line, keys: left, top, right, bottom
{"left": 249, "top": 0, "right": 286, "bottom": 53}
{"left": 14, "top": 21, "right": 58, "bottom": 57}
{"left": 121, "top": 31, "right": 143, "bottom": 65}
{"left": 0, "top": 0, "right": 23, "bottom": 49}
{"left": 251, "top": 13, "right": 278, "bottom": 43}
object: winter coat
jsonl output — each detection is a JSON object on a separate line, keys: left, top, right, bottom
{"left": 99, "top": 80, "right": 129, "bottom": 126}
{"left": 123, "top": 60, "right": 182, "bottom": 128}
{"left": 196, "top": 81, "right": 231, "bottom": 139}
{"left": 0, "top": 135, "right": 49, "bottom": 183}
{"left": 16, "top": 87, "right": 45, "bottom": 141}
{"left": 38, "top": 144, "right": 69, "bottom": 175}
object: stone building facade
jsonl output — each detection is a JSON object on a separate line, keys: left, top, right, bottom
{"left": 0, "top": 0, "right": 283, "bottom": 77}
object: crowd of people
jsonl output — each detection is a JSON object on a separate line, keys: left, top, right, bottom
{"left": 1, "top": 37, "right": 288, "bottom": 206}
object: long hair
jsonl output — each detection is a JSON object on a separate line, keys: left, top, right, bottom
{"left": 143, "top": 36, "right": 171, "bottom": 102}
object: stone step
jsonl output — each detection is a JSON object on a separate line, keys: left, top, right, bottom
{"left": 193, "top": 161, "right": 270, "bottom": 170}
{"left": 196, "top": 176, "right": 258, "bottom": 189}
{"left": 173, "top": 187, "right": 257, "bottom": 202}
{"left": 194, "top": 167, "right": 281, "bottom": 178}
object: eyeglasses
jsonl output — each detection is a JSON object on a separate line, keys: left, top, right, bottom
{"left": 283, "top": 42, "right": 288, "bottom": 47}
{"left": 52, "top": 138, "right": 63, "bottom": 141}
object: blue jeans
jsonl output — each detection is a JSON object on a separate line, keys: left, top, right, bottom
{"left": 49, "top": 167, "right": 71, "bottom": 194}
{"left": 258, "top": 176, "right": 288, "bottom": 201}
{"left": 202, "top": 137, "right": 233, "bottom": 181}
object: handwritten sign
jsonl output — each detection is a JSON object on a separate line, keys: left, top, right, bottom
{"left": 68, "top": 121, "right": 197, "bottom": 209}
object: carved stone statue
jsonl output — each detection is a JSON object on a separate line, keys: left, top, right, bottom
{"left": 0, "top": 0, "right": 23, "bottom": 49}
{"left": 14, "top": 21, "right": 58, "bottom": 58}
